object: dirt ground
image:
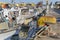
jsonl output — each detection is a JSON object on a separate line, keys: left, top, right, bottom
{"left": 34, "top": 22, "right": 60, "bottom": 40}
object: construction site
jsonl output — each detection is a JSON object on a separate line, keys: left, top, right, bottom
{"left": 0, "top": 0, "right": 60, "bottom": 40}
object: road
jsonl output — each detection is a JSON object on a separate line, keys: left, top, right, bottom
{"left": 53, "top": 9, "right": 60, "bottom": 14}
{"left": 52, "top": 8, "right": 60, "bottom": 22}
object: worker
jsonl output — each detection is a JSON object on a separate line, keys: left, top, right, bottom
{"left": 25, "top": 11, "right": 45, "bottom": 40}
{"left": 25, "top": 16, "right": 38, "bottom": 40}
